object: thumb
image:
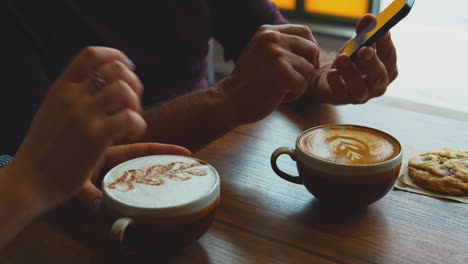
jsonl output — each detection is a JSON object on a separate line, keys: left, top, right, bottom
{"left": 76, "top": 181, "right": 103, "bottom": 212}
{"left": 356, "top": 14, "right": 376, "bottom": 34}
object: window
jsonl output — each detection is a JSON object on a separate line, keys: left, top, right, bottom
{"left": 271, "top": 0, "right": 380, "bottom": 25}
{"left": 273, "top": 0, "right": 296, "bottom": 10}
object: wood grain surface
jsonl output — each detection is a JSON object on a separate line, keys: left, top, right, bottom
{"left": 1, "top": 101, "right": 467, "bottom": 264}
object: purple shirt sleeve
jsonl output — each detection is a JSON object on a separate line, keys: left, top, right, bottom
{"left": 211, "top": 0, "right": 288, "bottom": 61}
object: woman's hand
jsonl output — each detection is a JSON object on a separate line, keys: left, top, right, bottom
{"left": 4, "top": 46, "right": 146, "bottom": 211}
{"left": 77, "top": 143, "right": 192, "bottom": 210}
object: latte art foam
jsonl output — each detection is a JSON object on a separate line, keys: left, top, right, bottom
{"left": 103, "top": 155, "right": 218, "bottom": 208}
{"left": 299, "top": 126, "right": 399, "bottom": 165}
{"left": 107, "top": 161, "right": 208, "bottom": 192}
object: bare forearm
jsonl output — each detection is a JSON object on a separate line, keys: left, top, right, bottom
{"left": 139, "top": 83, "right": 239, "bottom": 152}
{"left": 137, "top": 33, "right": 337, "bottom": 150}
{"left": 0, "top": 168, "right": 46, "bottom": 248}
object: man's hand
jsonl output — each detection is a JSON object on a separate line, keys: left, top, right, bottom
{"left": 308, "top": 14, "right": 399, "bottom": 105}
{"left": 218, "top": 24, "right": 321, "bottom": 124}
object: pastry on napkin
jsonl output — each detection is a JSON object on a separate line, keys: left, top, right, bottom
{"left": 395, "top": 148, "right": 468, "bottom": 203}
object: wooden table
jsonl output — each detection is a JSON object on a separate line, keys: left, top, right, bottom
{"left": 1, "top": 100, "right": 467, "bottom": 264}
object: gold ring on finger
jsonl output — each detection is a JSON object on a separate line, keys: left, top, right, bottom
{"left": 91, "top": 72, "right": 106, "bottom": 91}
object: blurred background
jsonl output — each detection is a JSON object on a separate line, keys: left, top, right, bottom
{"left": 211, "top": 0, "right": 468, "bottom": 115}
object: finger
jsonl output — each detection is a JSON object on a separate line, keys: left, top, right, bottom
{"left": 376, "top": 32, "right": 398, "bottom": 82}
{"left": 103, "top": 143, "right": 192, "bottom": 171}
{"left": 96, "top": 60, "right": 143, "bottom": 97}
{"left": 326, "top": 70, "right": 348, "bottom": 103}
{"left": 338, "top": 14, "right": 377, "bottom": 57}
{"left": 284, "top": 50, "right": 316, "bottom": 82}
{"left": 275, "top": 24, "right": 318, "bottom": 45}
{"left": 278, "top": 59, "right": 309, "bottom": 103}
{"left": 259, "top": 25, "right": 320, "bottom": 68}
{"left": 356, "top": 14, "right": 376, "bottom": 34}
{"left": 334, "top": 54, "right": 369, "bottom": 103}
{"left": 60, "top": 46, "right": 133, "bottom": 83}
{"left": 89, "top": 160, "right": 106, "bottom": 184}
{"left": 100, "top": 109, "right": 147, "bottom": 141}
{"left": 312, "top": 73, "right": 333, "bottom": 104}
{"left": 94, "top": 80, "right": 142, "bottom": 114}
{"left": 284, "top": 34, "right": 320, "bottom": 69}
{"left": 356, "top": 47, "right": 389, "bottom": 97}
{"left": 260, "top": 24, "right": 318, "bottom": 43}
{"left": 76, "top": 181, "right": 103, "bottom": 211}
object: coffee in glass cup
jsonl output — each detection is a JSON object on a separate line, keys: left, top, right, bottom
{"left": 271, "top": 124, "right": 402, "bottom": 207}
{"left": 102, "top": 155, "right": 220, "bottom": 252}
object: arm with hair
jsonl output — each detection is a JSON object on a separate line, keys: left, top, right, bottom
{"left": 138, "top": 84, "right": 238, "bottom": 152}
{"left": 133, "top": 0, "right": 292, "bottom": 151}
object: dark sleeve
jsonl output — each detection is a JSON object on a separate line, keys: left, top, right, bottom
{"left": 211, "top": 0, "right": 288, "bottom": 61}
{"left": 0, "top": 4, "right": 50, "bottom": 155}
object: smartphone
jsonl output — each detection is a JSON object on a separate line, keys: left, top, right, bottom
{"left": 342, "top": 0, "right": 415, "bottom": 60}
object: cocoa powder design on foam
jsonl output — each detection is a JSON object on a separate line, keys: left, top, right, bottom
{"left": 107, "top": 161, "right": 208, "bottom": 192}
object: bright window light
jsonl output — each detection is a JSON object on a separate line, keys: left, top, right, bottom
{"left": 270, "top": 0, "right": 296, "bottom": 11}
{"left": 305, "top": 0, "right": 370, "bottom": 19}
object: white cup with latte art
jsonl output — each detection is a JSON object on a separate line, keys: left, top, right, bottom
{"left": 271, "top": 124, "right": 402, "bottom": 208}
{"left": 102, "top": 155, "right": 220, "bottom": 252}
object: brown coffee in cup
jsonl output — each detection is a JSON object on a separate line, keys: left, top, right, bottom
{"left": 102, "top": 155, "right": 220, "bottom": 252}
{"left": 271, "top": 124, "right": 402, "bottom": 207}
{"left": 299, "top": 125, "right": 400, "bottom": 165}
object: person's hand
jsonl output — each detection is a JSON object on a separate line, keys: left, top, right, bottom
{"left": 218, "top": 24, "right": 320, "bottom": 124}
{"left": 4, "top": 46, "right": 146, "bottom": 212}
{"left": 77, "top": 143, "right": 192, "bottom": 210}
{"left": 308, "top": 14, "right": 398, "bottom": 105}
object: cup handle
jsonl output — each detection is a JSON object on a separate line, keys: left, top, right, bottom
{"left": 271, "top": 147, "right": 302, "bottom": 184}
{"left": 110, "top": 217, "right": 134, "bottom": 252}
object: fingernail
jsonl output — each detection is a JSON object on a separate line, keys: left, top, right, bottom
{"left": 91, "top": 199, "right": 103, "bottom": 213}
{"left": 337, "top": 58, "right": 347, "bottom": 67}
{"left": 127, "top": 59, "right": 136, "bottom": 71}
{"left": 351, "top": 88, "right": 367, "bottom": 102}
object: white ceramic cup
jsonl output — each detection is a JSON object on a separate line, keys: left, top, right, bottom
{"left": 271, "top": 124, "right": 402, "bottom": 207}
{"left": 102, "top": 155, "right": 220, "bottom": 252}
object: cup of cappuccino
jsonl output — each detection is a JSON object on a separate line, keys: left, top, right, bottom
{"left": 102, "top": 155, "right": 220, "bottom": 252}
{"left": 271, "top": 124, "right": 402, "bottom": 207}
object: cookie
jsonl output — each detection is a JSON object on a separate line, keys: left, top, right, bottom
{"left": 408, "top": 149, "right": 468, "bottom": 196}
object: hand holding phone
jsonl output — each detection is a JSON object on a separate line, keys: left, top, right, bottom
{"left": 342, "top": 0, "right": 415, "bottom": 60}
